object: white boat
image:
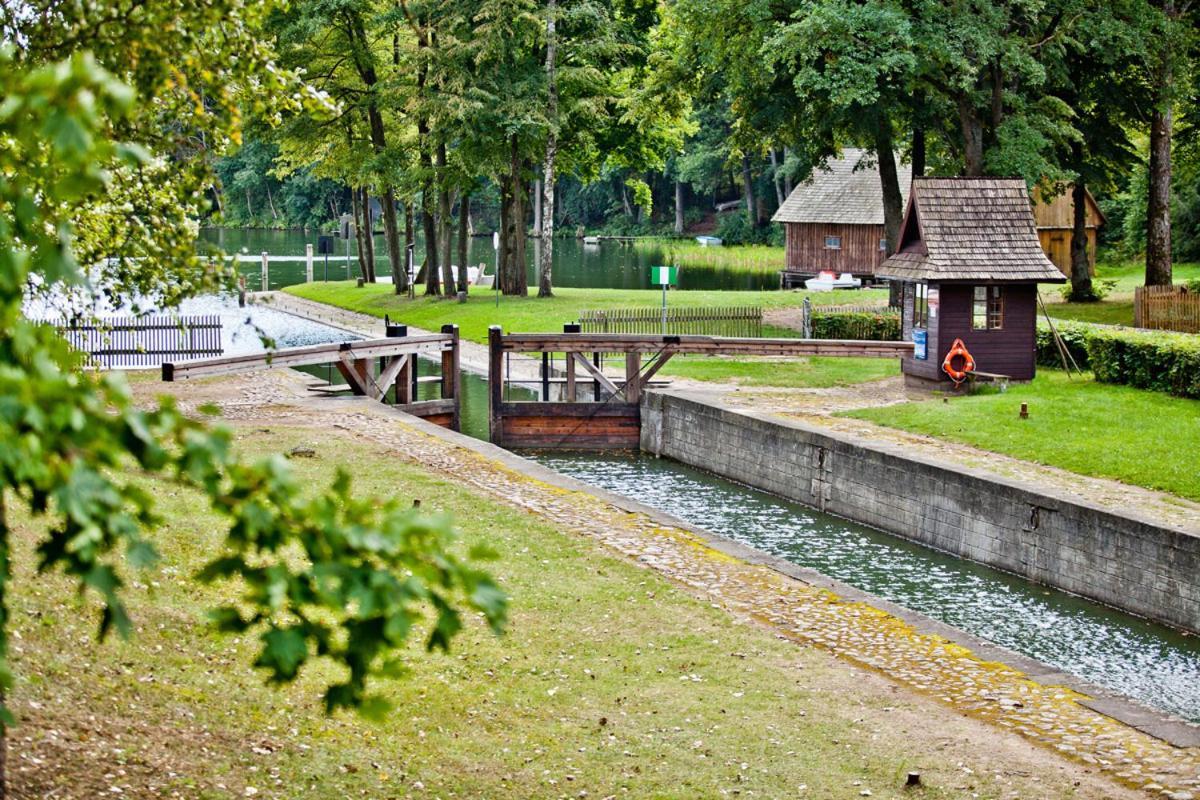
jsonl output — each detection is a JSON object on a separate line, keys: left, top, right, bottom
{"left": 694, "top": 235, "right": 723, "bottom": 247}
{"left": 804, "top": 270, "right": 862, "bottom": 292}
{"left": 583, "top": 236, "right": 600, "bottom": 245}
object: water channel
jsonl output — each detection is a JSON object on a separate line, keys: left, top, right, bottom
{"left": 199, "top": 227, "right": 779, "bottom": 291}
{"left": 391, "top": 365, "right": 1200, "bottom": 724}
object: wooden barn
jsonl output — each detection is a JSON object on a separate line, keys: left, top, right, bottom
{"left": 1031, "top": 184, "right": 1106, "bottom": 276}
{"left": 772, "top": 150, "right": 1104, "bottom": 281}
{"left": 771, "top": 148, "right": 911, "bottom": 283}
{"left": 879, "top": 178, "right": 1065, "bottom": 386}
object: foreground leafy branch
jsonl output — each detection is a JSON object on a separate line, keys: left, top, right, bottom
{"left": 0, "top": 44, "right": 506, "bottom": 791}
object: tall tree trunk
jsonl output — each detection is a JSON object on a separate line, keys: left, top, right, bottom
{"left": 741, "top": 154, "right": 756, "bottom": 225}
{"left": 674, "top": 180, "right": 685, "bottom": 235}
{"left": 437, "top": 142, "right": 454, "bottom": 295}
{"left": 533, "top": 177, "right": 543, "bottom": 237}
{"left": 1070, "top": 176, "right": 1095, "bottom": 300}
{"left": 875, "top": 116, "right": 903, "bottom": 254}
{"left": 769, "top": 149, "right": 785, "bottom": 207}
{"left": 621, "top": 181, "right": 633, "bottom": 218}
{"left": 404, "top": 201, "right": 415, "bottom": 288}
{"left": 351, "top": 186, "right": 369, "bottom": 279}
{"left": 540, "top": 10, "right": 559, "bottom": 303}
{"left": 245, "top": 186, "right": 254, "bottom": 219}
{"left": 384, "top": 188, "right": 406, "bottom": 293}
{"left": 422, "top": 184, "right": 440, "bottom": 295}
{"left": 266, "top": 183, "right": 279, "bottom": 220}
{"left": 958, "top": 99, "right": 985, "bottom": 176}
{"left": 457, "top": 193, "right": 471, "bottom": 294}
{"left": 1147, "top": 7, "right": 1174, "bottom": 287}
{"left": 911, "top": 88, "right": 927, "bottom": 177}
{"left": 782, "top": 148, "right": 794, "bottom": 196}
{"left": 501, "top": 136, "right": 529, "bottom": 296}
{"left": 360, "top": 186, "right": 377, "bottom": 282}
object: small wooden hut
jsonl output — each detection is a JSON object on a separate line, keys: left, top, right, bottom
{"left": 879, "top": 178, "right": 1066, "bottom": 386}
{"left": 1031, "top": 185, "right": 1106, "bottom": 276}
{"left": 771, "top": 148, "right": 911, "bottom": 283}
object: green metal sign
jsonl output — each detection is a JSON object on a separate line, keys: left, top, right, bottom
{"left": 650, "top": 265, "right": 678, "bottom": 286}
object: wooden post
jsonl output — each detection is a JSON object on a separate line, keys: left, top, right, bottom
{"left": 306, "top": 243, "right": 314, "bottom": 283}
{"left": 391, "top": 327, "right": 413, "bottom": 405}
{"left": 563, "top": 323, "right": 579, "bottom": 402}
{"left": 625, "top": 351, "right": 641, "bottom": 403}
{"left": 260, "top": 252, "right": 269, "bottom": 291}
{"left": 441, "top": 324, "right": 461, "bottom": 431}
{"left": 542, "top": 352, "right": 550, "bottom": 401}
{"left": 488, "top": 325, "right": 504, "bottom": 445}
{"left": 592, "top": 351, "right": 601, "bottom": 401}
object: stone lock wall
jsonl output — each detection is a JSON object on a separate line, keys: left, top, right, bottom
{"left": 640, "top": 390, "right": 1200, "bottom": 633}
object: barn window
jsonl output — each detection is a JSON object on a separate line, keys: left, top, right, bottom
{"left": 913, "top": 282, "right": 930, "bottom": 328}
{"left": 973, "top": 286, "right": 1004, "bottom": 330}
{"left": 879, "top": 238, "right": 888, "bottom": 252}
{"left": 824, "top": 235, "right": 842, "bottom": 250}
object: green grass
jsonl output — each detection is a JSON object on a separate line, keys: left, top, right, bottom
{"left": 13, "top": 422, "right": 1021, "bottom": 799}
{"left": 842, "top": 370, "right": 1200, "bottom": 500}
{"left": 286, "top": 282, "right": 898, "bottom": 388}
{"left": 1043, "top": 258, "right": 1200, "bottom": 326}
{"left": 633, "top": 239, "right": 785, "bottom": 273}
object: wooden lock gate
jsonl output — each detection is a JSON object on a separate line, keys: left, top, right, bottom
{"left": 163, "top": 325, "right": 462, "bottom": 430}
{"left": 488, "top": 325, "right": 913, "bottom": 449}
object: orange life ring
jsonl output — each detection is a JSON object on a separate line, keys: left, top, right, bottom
{"left": 942, "top": 338, "right": 975, "bottom": 386}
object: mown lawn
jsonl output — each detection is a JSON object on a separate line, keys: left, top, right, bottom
{"left": 286, "top": 282, "right": 900, "bottom": 388}
{"left": 14, "top": 422, "right": 1021, "bottom": 799}
{"left": 843, "top": 370, "right": 1200, "bottom": 500}
{"left": 1043, "top": 258, "right": 1200, "bottom": 326}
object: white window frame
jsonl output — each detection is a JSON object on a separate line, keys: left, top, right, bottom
{"left": 824, "top": 235, "right": 842, "bottom": 250}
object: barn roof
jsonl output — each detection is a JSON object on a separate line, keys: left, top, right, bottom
{"left": 878, "top": 177, "right": 1066, "bottom": 283}
{"left": 771, "top": 148, "right": 911, "bottom": 226}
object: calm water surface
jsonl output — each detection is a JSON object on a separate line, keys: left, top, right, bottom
{"left": 199, "top": 228, "right": 778, "bottom": 291}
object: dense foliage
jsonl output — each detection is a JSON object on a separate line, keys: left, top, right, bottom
{"left": 1036, "top": 322, "right": 1200, "bottom": 399}
{"left": 0, "top": 9, "right": 506, "bottom": 792}
{"left": 810, "top": 310, "right": 902, "bottom": 341}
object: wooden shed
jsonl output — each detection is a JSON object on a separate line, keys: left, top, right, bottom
{"left": 879, "top": 178, "right": 1066, "bottom": 386}
{"left": 771, "top": 148, "right": 911, "bottom": 282}
{"left": 1031, "top": 184, "right": 1106, "bottom": 276}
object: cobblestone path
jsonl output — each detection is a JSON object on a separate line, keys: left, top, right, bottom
{"left": 317, "top": 404, "right": 1200, "bottom": 799}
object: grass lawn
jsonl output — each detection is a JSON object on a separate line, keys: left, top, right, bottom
{"left": 286, "top": 282, "right": 899, "bottom": 389}
{"left": 842, "top": 370, "right": 1200, "bottom": 501}
{"left": 14, "top": 421, "right": 1021, "bottom": 799}
{"left": 1043, "top": 258, "right": 1200, "bottom": 326}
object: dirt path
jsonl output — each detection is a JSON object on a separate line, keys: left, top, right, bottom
{"left": 136, "top": 371, "right": 1199, "bottom": 799}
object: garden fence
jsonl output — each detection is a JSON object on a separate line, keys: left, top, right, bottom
{"left": 578, "top": 306, "right": 762, "bottom": 337}
{"left": 56, "top": 315, "right": 224, "bottom": 369}
{"left": 1134, "top": 286, "right": 1200, "bottom": 334}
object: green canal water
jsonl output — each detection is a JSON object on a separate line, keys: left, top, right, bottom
{"left": 199, "top": 227, "right": 779, "bottom": 291}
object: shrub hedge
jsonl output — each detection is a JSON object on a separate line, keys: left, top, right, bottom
{"left": 811, "top": 310, "right": 901, "bottom": 341}
{"left": 1036, "top": 323, "right": 1200, "bottom": 399}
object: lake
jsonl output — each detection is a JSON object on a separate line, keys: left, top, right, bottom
{"left": 199, "top": 228, "right": 780, "bottom": 292}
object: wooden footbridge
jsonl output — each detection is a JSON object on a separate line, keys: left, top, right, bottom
{"left": 163, "top": 325, "right": 462, "bottom": 429}
{"left": 488, "top": 325, "right": 912, "bottom": 449}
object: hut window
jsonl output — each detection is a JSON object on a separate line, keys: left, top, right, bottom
{"left": 913, "top": 283, "right": 930, "bottom": 328}
{"left": 879, "top": 238, "right": 888, "bottom": 252}
{"left": 973, "top": 286, "right": 1004, "bottom": 330}
{"left": 824, "top": 235, "right": 842, "bottom": 250}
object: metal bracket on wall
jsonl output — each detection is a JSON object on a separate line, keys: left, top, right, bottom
{"left": 810, "top": 446, "right": 832, "bottom": 512}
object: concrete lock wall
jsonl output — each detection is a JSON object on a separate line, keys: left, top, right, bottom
{"left": 640, "top": 390, "right": 1200, "bottom": 633}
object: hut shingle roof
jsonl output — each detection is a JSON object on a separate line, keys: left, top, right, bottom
{"left": 879, "top": 178, "right": 1066, "bottom": 283}
{"left": 771, "top": 148, "right": 911, "bottom": 226}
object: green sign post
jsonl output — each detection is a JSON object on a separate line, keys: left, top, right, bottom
{"left": 651, "top": 265, "right": 678, "bottom": 335}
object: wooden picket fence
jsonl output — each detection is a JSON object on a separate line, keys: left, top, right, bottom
{"left": 56, "top": 315, "right": 224, "bottom": 368}
{"left": 578, "top": 306, "right": 762, "bottom": 337}
{"left": 1134, "top": 285, "right": 1200, "bottom": 333}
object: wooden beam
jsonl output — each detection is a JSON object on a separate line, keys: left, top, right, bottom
{"left": 163, "top": 335, "right": 454, "bottom": 380}
{"left": 335, "top": 354, "right": 372, "bottom": 396}
{"left": 375, "top": 354, "right": 410, "bottom": 401}
{"left": 624, "top": 352, "right": 642, "bottom": 404}
{"left": 488, "top": 326, "right": 504, "bottom": 445}
{"left": 498, "top": 333, "right": 913, "bottom": 358}
{"left": 571, "top": 352, "right": 621, "bottom": 397}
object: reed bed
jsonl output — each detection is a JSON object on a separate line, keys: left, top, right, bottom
{"left": 632, "top": 239, "right": 785, "bottom": 273}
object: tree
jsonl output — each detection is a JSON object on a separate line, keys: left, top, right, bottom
{"left": 0, "top": 34, "right": 504, "bottom": 800}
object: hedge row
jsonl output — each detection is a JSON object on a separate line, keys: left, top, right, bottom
{"left": 1037, "top": 323, "right": 1200, "bottom": 399}
{"left": 811, "top": 310, "right": 901, "bottom": 341}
